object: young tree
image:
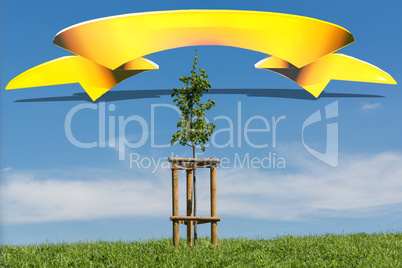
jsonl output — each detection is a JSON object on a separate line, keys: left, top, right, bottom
{"left": 171, "top": 49, "right": 216, "bottom": 245}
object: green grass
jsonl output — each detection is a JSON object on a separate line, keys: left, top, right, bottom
{"left": 1, "top": 233, "right": 401, "bottom": 267}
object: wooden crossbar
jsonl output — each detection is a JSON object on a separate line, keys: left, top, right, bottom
{"left": 168, "top": 157, "right": 221, "bottom": 164}
{"left": 170, "top": 167, "right": 193, "bottom": 170}
{"left": 170, "top": 216, "right": 221, "bottom": 225}
{"left": 171, "top": 166, "right": 212, "bottom": 170}
{"left": 170, "top": 216, "right": 221, "bottom": 221}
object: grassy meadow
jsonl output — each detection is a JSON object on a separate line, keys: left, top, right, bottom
{"left": 1, "top": 233, "right": 401, "bottom": 267}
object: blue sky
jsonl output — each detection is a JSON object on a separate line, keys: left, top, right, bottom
{"left": 1, "top": 0, "right": 402, "bottom": 245}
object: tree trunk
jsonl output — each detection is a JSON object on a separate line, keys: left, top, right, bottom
{"left": 193, "top": 145, "right": 197, "bottom": 246}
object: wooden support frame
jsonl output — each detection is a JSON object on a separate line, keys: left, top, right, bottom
{"left": 186, "top": 167, "right": 193, "bottom": 246}
{"left": 172, "top": 163, "right": 179, "bottom": 248}
{"left": 210, "top": 163, "right": 217, "bottom": 246}
{"left": 168, "top": 158, "right": 221, "bottom": 248}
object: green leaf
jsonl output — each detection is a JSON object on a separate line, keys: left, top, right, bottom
{"left": 170, "top": 49, "right": 217, "bottom": 155}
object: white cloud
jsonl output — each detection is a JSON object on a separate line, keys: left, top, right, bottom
{"left": 2, "top": 152, "right": 402, "bottom": 224}
{"left": 214, "top": 152, "right": 402, "bottom": 220}
{"left": 361, "top": 103, "right": 381, "bottom": 110}
{"left": 1, "top": 169, "right": 173, "bottom": 224}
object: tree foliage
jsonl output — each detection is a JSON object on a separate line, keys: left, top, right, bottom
{"left": 171, "top": 50, "right": 216, "bottom": 153}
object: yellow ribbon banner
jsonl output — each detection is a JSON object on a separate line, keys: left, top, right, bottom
{"left": 6, "top": 10, "right": 396, "bottom": 101}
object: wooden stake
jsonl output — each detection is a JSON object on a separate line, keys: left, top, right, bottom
{"left": 186, "top": 168, "right": 193, "bottom": 246}
{"left": 169, "top": 158, "right": 221, "bottom": 248}
{"left": 172, "top": 163, "right": 179, "bottom": 248}
{"left": 210, "top": 163, "right": 217, "bottom": 247}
